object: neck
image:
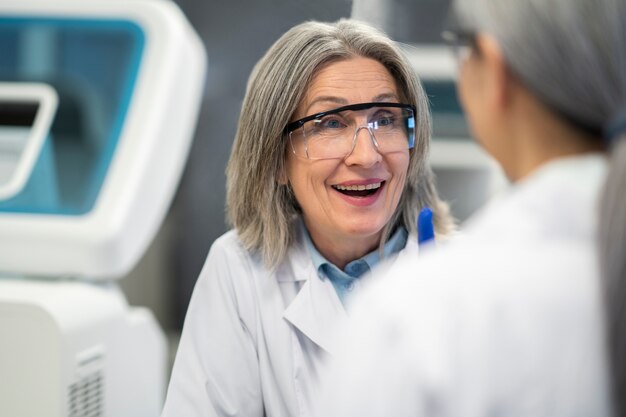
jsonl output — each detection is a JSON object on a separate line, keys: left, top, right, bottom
{"left": 307, "top": 227, "right": 380, "bottom": 270}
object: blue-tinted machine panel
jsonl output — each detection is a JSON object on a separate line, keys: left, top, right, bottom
{"left": 0, "top": 18, "right": 145, "bottom": 214}
{"left": 422, "top": 80, "right": 469, "bottom": 139}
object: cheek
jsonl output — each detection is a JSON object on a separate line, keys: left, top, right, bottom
{"left": 388, "top": 153, "right": 410, "bottom": 193}
{"left": 394, "top": 152, "right": 410, "bottom": 176}
{"left": 286, "top": 165, "right": 307, "bottom": 198}
{"left": 458, "top": 63, "right": 474, "bottom": 116}
{"left": 457, "top": 63, "right": 486, "bottom": 141}
{"left": 285, "top": 158, "right": 333, "bottom": 202}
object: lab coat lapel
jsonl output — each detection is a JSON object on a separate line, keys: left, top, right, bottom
{"left": 283, "top": 266, "right": 348, "bottom": 355}
{"left": 282, "top": 222, "right": 415, "bottom": 355}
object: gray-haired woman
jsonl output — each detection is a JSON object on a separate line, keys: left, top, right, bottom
{"left": 161, "top": 19, "right": 453, "bottom": 417}
{"left": 315, "top": 0, "right": 626, "bottom": 415}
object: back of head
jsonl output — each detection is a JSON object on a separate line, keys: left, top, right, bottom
{"left": 452, "top": 0, "right": 626, "bottom": 413}
{"left": 453, "top": 0, "right": 625, "bottom": 131}
{"left": 226, "top": 19, "right": 453, "bottom": 267}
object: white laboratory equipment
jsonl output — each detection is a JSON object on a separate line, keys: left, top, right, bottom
{"left": 0, "top": 1, "right": 207, "bottom": 416}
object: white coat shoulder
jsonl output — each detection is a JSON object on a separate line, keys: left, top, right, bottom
{"left": 162, "top": 229, "right": 266, "bottom": 417}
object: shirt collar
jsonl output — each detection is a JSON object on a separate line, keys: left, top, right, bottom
{"left": 302, "top": 223, "right": 408, "bottom": 279}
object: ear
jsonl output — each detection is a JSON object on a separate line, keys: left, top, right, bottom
{"left": 476, "top": 34, "right": 512, "bottom": 111}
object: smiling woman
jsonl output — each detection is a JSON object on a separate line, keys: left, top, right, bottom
{"left": 161, "top": 19, "right": 454, "bottom": 417}
{"left": 283, "top": 57, "right": 414, "bottom": 268}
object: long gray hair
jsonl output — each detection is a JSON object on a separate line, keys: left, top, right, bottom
{"left": 453, "top": 0, "right": 626, "bottom": 413}
{"left": 226, "top": 19, "right": 454, "bottom": 268}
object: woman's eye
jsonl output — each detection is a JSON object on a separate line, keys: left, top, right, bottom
{"left": 320, "top": 118, "right": 344, "bottom": 129}
{"left": 378, "top": 117, "right": 393, "bottom": 126}
{"left": 370, "top": 110, "right": 397, "bottom": 127}
{"left": 375, "top": 115, "right": 394, "bottom": 126}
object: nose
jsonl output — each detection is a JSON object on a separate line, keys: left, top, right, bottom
{"left": 344, "top": 126, "right": 382, "bottom": 166}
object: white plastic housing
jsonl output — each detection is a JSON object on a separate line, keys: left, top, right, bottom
{"left": 0, "top": 280, "right": 167, "bottom": 417}
{"left": 0, "top": 0, "right": 207, "bottom": 280}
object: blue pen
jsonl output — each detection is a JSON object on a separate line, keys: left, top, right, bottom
{"left": 417, "top": 207, "right": 435, "bottom": 247}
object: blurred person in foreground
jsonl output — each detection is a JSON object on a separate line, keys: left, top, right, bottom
{"left": 315, "top": 0, "right": 626, "bottom": 415}
{"left": 161, "top": 19, "right": 454, "bottom": 417}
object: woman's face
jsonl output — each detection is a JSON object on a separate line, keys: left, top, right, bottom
{"left": 458, "top": 44, "right": 492, "bottom": 150}
{"left": 284, "top": 57, "right": 410, "bottom": 265}
{"left": 457, "top": 36, "right": 511, "bottom": 171}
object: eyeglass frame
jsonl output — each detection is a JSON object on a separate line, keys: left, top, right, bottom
{"left": 441, "top": 28, "right": 477, "bottom": 48}
{"left": 284, "top": 101, "right": 417, "bottom": 160}
{"left": 442, "top": 28, "right": 478, "bottom": 64}
{"left": 441, "top": 9, "right": 479, "bottom": 64}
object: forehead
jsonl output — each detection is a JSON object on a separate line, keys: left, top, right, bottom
{"left": 298, "top": 57, "right": 400, "bottom": 116}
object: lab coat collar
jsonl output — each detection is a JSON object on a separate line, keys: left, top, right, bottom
{"left": 277, "top": 219, "right": 311, "bottom": 283}
{"left": 282, "top": 218, "right": 348, "bottom": 353}
{"left": 282, "top": 218, "right": 420, "bottom": 354}
{"left": 283, "top": 267, "right": 348, "bottom": 354}
{"left": 280, "top": 219, "right": 419, "bottom": 281}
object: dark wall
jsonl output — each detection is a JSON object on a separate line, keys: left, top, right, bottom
{"left": 382, "top": 0, "right": 452, "bottom": 43}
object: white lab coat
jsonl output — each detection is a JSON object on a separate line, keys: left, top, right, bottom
{"left": 161, "top": 219, "right": 419, "bottom": 417}
{"left": 315, "top": 154, "right": 612, "bottom": 417}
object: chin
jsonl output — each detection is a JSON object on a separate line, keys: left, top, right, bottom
{"left": 341, "top": 219, "right": 386, "bottom": 240}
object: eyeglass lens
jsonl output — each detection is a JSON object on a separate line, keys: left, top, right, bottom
{"left": 289, "top": 106, "right": 415, "bottom": 160}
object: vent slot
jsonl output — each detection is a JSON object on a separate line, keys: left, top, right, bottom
{"left": 68, "top": 346, "right": 105, "bottom": 417}
{"left": 68, "top": 371, "right": 103, "bottom": 417}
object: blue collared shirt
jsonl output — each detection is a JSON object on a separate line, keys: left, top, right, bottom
{"left": 303, "top": 226, "right": 408, "bottom": 304}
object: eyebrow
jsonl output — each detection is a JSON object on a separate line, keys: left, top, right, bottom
{"left": 304, "top": 93, "right": 400, "bottom": 114}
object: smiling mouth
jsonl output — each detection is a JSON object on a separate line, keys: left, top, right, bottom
{"left": 332, "top": 181, "right": 384, "bottom": 197}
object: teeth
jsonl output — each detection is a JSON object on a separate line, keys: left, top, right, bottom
{"left": 334, "top": 182, "right": 382, "bottom": 191}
